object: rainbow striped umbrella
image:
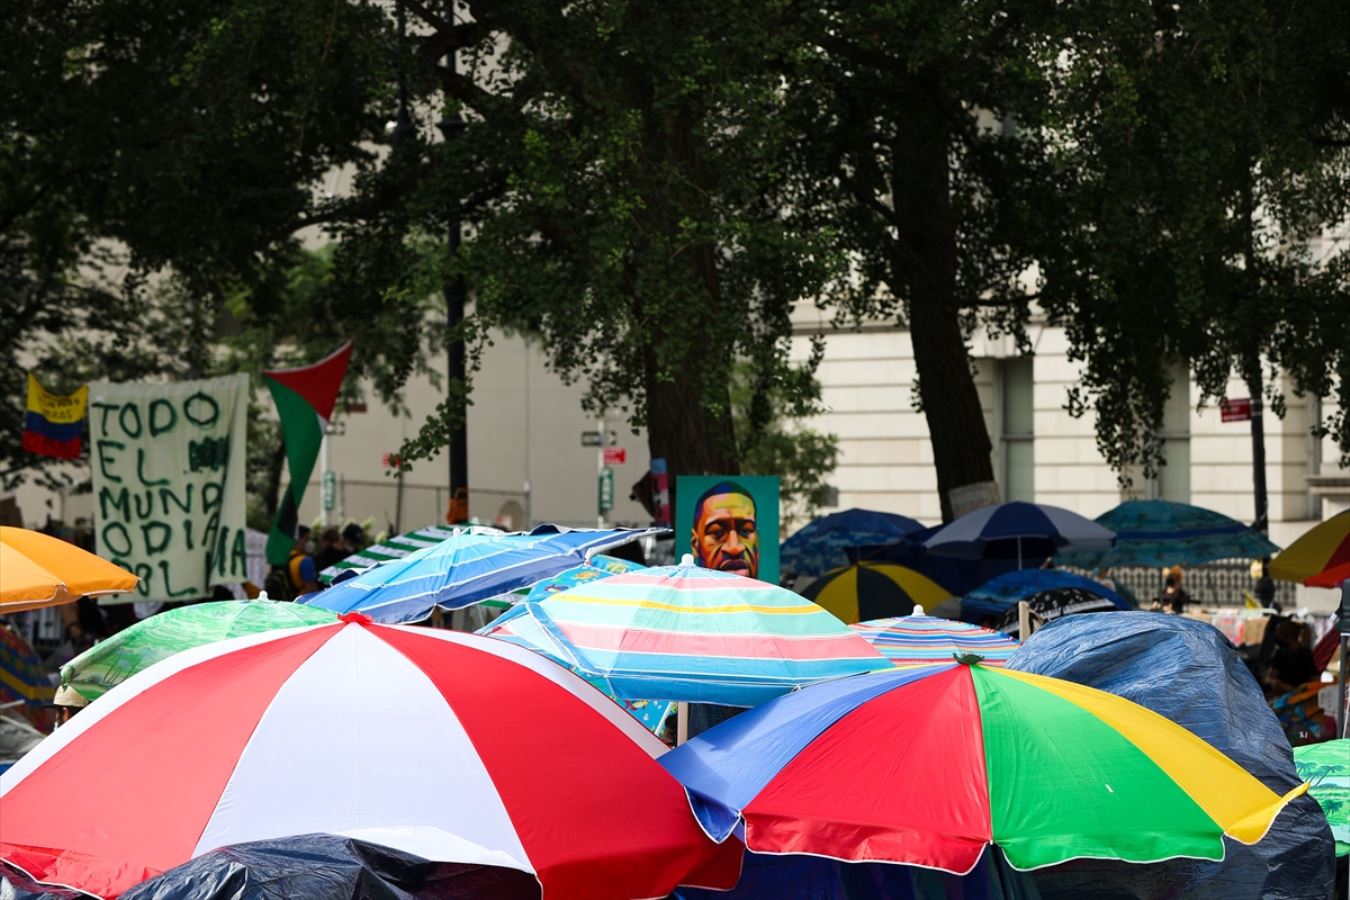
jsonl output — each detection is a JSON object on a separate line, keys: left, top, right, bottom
{"left": 520, "top": 557, "right": 888, "bottom": 706}
{"left": 850, "top": 613, "right": 1017, "bottom": 667}
{"left": 1271, "top": 510, "right": 1350, "bottom": 588}
{"left": 663, "top": 661, "right": 1304, "bottom": 874}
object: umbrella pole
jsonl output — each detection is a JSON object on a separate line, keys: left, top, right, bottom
{"left": 1339, "top": 634, "right": 1348, "bottom": 740}
{"left": 676, "top": 702, "right": 689, "bottom": 746}
{"left": 1018, "top": 600, "right": 1032, "bottom": 640}
{"left": 431, "top": 607, "right": 444, "bottom": 629}
{"left": 1017, "top": 538, "right": 1023, "bottom": 571}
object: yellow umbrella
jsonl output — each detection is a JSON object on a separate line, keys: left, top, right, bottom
{"left": 0, "top": 527, "right": 138, "bottom": 613}
{"left": 801, "top": 561, "right": 950, "bottom": 624}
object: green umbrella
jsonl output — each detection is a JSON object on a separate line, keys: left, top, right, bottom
{"left": 61, "top": 600, "right": 337, "bottom": 702}
{"left": 1294, "top": 739, "right": 1349, "bottom": 857}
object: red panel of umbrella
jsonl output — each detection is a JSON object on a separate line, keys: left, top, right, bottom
{"left": 0, "top": 613, "right": 740, "bottom": 899}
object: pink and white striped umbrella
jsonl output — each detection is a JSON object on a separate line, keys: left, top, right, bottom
{"left": 0, "top": 613, "right": 741, "bottom": 899}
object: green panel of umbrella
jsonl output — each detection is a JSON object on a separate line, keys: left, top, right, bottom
{"left": 61, "top": 601, "right": 338, "bottom": 702}
{"left": 1294, "top": 739, "right": 1349, "bottom": 857}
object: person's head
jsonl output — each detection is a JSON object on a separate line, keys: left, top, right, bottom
{"left": 1164, "top": 574, "right": 1179, "bottom": 590}
{"left": 297, "top": 525, "right": 311, "bottom": 544}
{"left": 1274, "top": 619, "right": 1304, "bottom": 648}
{"left": 341, "top": 523, "right": 364, "bottom": 550}
{"left": 690, "top": 481, "right": 759, "bottom": 578}
{"left": 52, "top": 684, "right": 88, "bottom": 726}
{"left": 321, "top": 527, "right": 340, "bottom": 548}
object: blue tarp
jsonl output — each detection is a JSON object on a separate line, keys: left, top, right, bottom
{"left": 1008, "top": 612, "right": 1335, "bottom": 899}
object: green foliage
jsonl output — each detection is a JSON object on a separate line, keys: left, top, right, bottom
{"left": 1, "top": 1, "right": 445, "bottom": 492}
{"left": 731, "top": 361, "right": 839, "bottom": 523}
{"left": 1039, "top": 0, "right": 1350, "bottom": 475}
{"left": 3, "top": 0, "right": 1345, "bottom": 511}
{"left": 388, "top": 0, "right": 847, "bottom": 484}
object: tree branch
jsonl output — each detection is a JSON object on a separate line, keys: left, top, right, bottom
{"left": 813, "top": 34, "right": 905, "bottom": 73}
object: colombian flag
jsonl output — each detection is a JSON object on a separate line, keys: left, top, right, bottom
{"left": 22, "top": 374, "right": 88, "bottom": 459}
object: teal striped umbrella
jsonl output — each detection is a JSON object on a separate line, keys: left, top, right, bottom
{"left": 518, "top": 556, "right": 888, "bottom": 706}
{"left": 317, "top": 525, "right": 500, "bottom": 585}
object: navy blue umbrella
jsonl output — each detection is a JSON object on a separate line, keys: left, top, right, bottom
{"left": 780, "top": 508, "right": 923, "bottom": 578}
{"left": 923, "top": 502, "right": 1114, "bottom": 569}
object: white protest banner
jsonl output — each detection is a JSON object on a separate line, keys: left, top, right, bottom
{"left": 90, "top": 374, "right": 249, "bottom": 601}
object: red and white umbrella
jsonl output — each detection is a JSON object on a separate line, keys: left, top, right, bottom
{"left": 0, "top": 613, "right": 741, "bottom": 899}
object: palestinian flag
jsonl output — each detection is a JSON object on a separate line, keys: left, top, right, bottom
{"left": 263, "top": 342, "right": 353, "bottom": 565}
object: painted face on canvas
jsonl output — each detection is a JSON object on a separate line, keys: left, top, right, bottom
{"left": 691, "top": 491, "right": 759, "bottom": 579}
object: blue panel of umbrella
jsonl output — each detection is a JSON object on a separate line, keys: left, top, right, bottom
{"left": 1055, "top": 500, "right": 1280, "bottom": 569}
{"left": 961, "top": 569, "right": 1131, "bottom": 628}
{"left": 780, "top": 508, "right": 924, "bottom": 578}
{"left": 299, "top": 525, "right": 664, "bottom": 624}
{"left": 923, "top": 501, "right": 1114, "bottom": 568}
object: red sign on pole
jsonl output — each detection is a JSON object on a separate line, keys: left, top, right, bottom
{"left": 1220, "top": 398, "right": 1252, "bottom": 423}
{"left": 603, "top": 447, "right": 627, "bottom": 465}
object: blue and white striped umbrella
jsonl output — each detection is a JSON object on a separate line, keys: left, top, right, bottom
{"left": 923, "top": 502, "right": 1114, "bottom": 568}
{"left": 299, "top": 525, "right": 663, "bottom": 624}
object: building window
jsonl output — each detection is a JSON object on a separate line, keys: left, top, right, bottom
{"left": 1002, "top": 357, "right": 1035, "bottom": 502}
{"left": 1152, "top": 365, "right": 1191, "bottom": 503}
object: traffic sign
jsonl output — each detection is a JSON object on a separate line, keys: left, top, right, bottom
{"left": 581, "top": 431, "right": 602, "bottom": 447}
{"left": 603, "top": 447, "right": 627, "bottom": 465}
{"left": 598, "top": 466, "right": 615, "bottom": 513}
{"left": 1221, "top": 398, "right": 1252, "bottom": 423}
{"left": 321, "top": 471, "right": 337, "bottom": 511}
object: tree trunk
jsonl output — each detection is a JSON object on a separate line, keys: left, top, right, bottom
{"left": 890, "top": 86, "right": 997, "bottom": 522}
{"left": 262, "top": 436, "right": 287, "bottom": 523}
{"left": 639, "top": 111, "right": 740, "bottom": 517}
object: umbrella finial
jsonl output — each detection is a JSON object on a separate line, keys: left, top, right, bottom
{"left": 954, "top": 653, "right": 986, "bottom": 666}
{"left": 680, "top": 553, "right": 696, "bottom": 567}
{"left": 338, "top": 612, "right": 374, "bottom": 626}
{"left": 910, "top": 604, "right": 925, "bottom": 616}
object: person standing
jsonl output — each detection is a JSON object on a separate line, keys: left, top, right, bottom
{"left": 313, "top": 527, "right": 345, "bottom": 571}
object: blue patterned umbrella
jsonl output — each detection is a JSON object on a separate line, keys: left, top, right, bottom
{"left": 299, "top": 525, "right": 664, "bottom": 624}
{"left": 961, "top": 569, "right": 1130, "bottom": 624}
{"left": 780, "top": 509, "right": 924, "bottom": 578}
{"left": 1056, "top": 500, "right": 1279, "bottom": 569}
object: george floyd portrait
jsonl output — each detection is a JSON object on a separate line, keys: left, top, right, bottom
{"left": 676, "top": 475, "right": 780, "bottom": 584}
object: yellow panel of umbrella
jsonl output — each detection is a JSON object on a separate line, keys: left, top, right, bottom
{"left": 1270, "top": 511, "right": 1350, "bottom": 588}
{"left": 0, "top": 527, "right": 138, "bottom": 614}
{"left": 801, "top": 561, "right": 951, "bottom": 624}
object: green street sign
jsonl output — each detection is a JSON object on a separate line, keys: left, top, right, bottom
{"left": 321, "top": 470, "right": 337, "bottom": 511}
{"left": 598, "top": 466, "right": 614, "bottom": 514}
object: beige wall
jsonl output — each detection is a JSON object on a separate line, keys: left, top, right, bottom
{"left": 790, "top": 312, "right": 1343, "bottom": 611}
{"left": 289, "top": 329, "right": 652, "bottom": 536}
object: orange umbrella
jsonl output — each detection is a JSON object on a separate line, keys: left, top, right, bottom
{"left": 0, "top": 527, "right": 138, "bottom": 614}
